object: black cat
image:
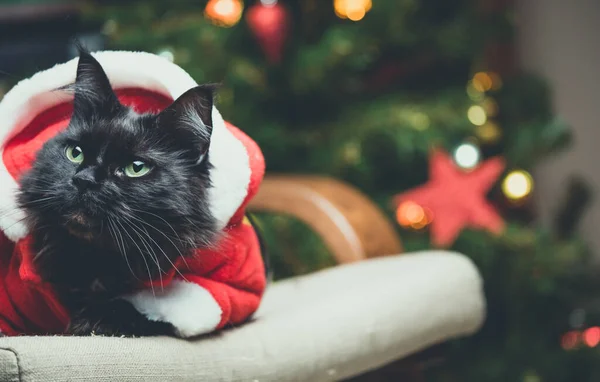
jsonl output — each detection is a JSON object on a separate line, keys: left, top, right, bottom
{"left": 17, "top": 50, "right": 220, "bottom": 336}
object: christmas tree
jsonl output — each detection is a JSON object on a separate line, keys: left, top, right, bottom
{"left": 81, "top": 0, "right": 600, "bottom": 380}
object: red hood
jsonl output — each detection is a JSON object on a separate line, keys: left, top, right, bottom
{"left": 0, "top": 51, "right": 264, "bottom": 242}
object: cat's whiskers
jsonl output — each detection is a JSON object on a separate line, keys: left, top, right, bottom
{"left": 116, "top": 215, "right": 163, "bottom": 271}
{"left": 1, "top": 215, "right": 31, "bottom": 232}
{"left": 8, "top": 196, "right": 60, "bottom": 217}
{"left": 0, "top": 208, "right": 25, "bottom": 219}
{"left": 33, "top": 242, "right": 52, "bottom": 261}
{"left": 18, "top": 179, "right": 60, "bottom": 194}
{"left": 128, "top": 208, "right": 186, "bottom": 245}
{"left": 125, "top": 216, "right": 188, "bottom": 282}
{"left": 107, "top": 216, "right": 141, "bottom": 282}
{"left": 135, "top": 224, "right": 164, "bottom": 274}
{"left": 113, "top": 218, "right": 156, "bottom": 298}
{"left": 119, "top": 218, "right": 165, "bottom": 292}
{"left": 1, "top": 198, "right": 58, "bottom": 231}
{"left": 125, "top": 209, "right": 192, "bottom": 271}
{"left": 122, "top": 211, "right": 190, "bottom": 279}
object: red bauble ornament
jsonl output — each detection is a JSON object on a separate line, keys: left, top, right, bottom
{"left": 246, "top": 1, "right": 289, "bottom": 64}
{"left": 394, "top": 150, "right": 506, "bottom": 247}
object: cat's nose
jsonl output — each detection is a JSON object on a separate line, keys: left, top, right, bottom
{"left": 72, "top": 168, "right": 99, "bottom": 190}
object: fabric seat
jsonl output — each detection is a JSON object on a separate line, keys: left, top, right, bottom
{"left": 0, "top": 251, "right": 485, "bottom": 382}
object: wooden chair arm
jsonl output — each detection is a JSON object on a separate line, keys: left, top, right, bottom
{"left": 247, "top": 175, "right": 402, "bottom": 264}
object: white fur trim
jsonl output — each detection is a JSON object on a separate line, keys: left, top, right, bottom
{"left": 208, "top": 108, "right": 251, "bottom": 229}
{"left": 0, "top": 51, "right": 250, "bottom": 240}
{"left": 124, "top": 280, "right": 223, "bottom": 337}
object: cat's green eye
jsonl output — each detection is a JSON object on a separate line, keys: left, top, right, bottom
{"left": 124, "top": 161, "right": 152, "bottom": 178}
{"left": 65, "top": 145, "right": 84, "bottom": 164}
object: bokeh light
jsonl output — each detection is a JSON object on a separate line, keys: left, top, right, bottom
{"left": 502, "top": 170, "right": 534, "bottom": 201}
{"left": 204, "top": 0, "right": 244, "bottom": 27}
{"left": 523, "top": 371, "right": 541, "bottom": 382}
{"left": 396, "top": 201, "right": 433, "bottom": 230}
{"left": 342, "top": 141, "right": 361, "bottom": 164}
{"left": 454, "top": 142, "right": 481, "bottom": 169}
{"left": 468, "top": 105, "right": 487, "bottom": 126}
{"left": 156, "top": 48, "right": 175, "bottom": 62}
{"left": 569, "top": 308, "right": 586, "bottom": 329}
{"left": 488, "top": 72, "right": 503, "bottom": 90}
{"left": 466, "top": 81, "right": 485, "bottom": 101}
{"left": 408, "top": 111, "right": 430, "bottom": 131}
{"left": 561, "top": 331, "right": 580, "bottom": 350}
{"left": 482, "top": 97, "right": 499, "bottom": 117}
{"left": 334, "top": 0, "right": 372, "bottom": 21}
{"left": 473, "top": 72, "right": 493, "bottom": 92}
{"left": 476, "top": 121, "right": 502, "bottom": 144}
{"left": 584, "top": 327, "right": 600, "bottom": 347}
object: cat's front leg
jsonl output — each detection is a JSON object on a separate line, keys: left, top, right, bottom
{"left": 66, "top": 299, "right": 174, "bottom": 337}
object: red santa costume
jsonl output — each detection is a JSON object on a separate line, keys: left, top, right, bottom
{"left": 0, "top": 51, "right": 266, "bottom": 337}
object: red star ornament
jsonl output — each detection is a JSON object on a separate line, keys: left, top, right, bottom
{"left": 394, "top": 150, "right": 505, "bottom": 247}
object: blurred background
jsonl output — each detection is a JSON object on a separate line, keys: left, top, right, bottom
{"left": 1, "top": 0, "right": 600, "bottom": 380}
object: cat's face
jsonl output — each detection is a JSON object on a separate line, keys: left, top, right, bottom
{"left": 26, "top": 110, "right": 205, "bottom": 241}
{"left": 18, "top": 51, "right": 219, "bottom": 276}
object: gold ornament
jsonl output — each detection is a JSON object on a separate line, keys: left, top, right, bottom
{"left": 334, "top": 0, "right": 372, "bottom": 21}
{"left": 204, "top": 0, "right": 244, "bottom": 27}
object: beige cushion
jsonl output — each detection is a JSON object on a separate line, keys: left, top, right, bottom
{"left": 0, "top": 251, "right": 485, "bottom": 381}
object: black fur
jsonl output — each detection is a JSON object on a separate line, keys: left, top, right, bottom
{"left": 17, "top": 50, "right": 220, "bottom": 336}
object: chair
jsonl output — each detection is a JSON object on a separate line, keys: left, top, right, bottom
{"left": 0, "top": 175, "right": 485, "bottom": 381}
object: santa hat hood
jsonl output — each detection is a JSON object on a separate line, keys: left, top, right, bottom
{"left": 0, "top": 51, "right": 263, "bottom": 242}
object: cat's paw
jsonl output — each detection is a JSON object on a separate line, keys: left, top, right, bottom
{"left": 66, "top": 317, "right": 133, "bottom": 337}
{"left": 66, "top": 299, "right": 175, "bottom": 337}
{"left": 65, "top": 317, "right": 103, "bottom": 336}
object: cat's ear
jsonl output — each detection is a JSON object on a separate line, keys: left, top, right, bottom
{"left": 157, "top": 84, "right": 217, "bottom": 164}
{"left": 72, "top": 50, "right": 120, "bottom": 118}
